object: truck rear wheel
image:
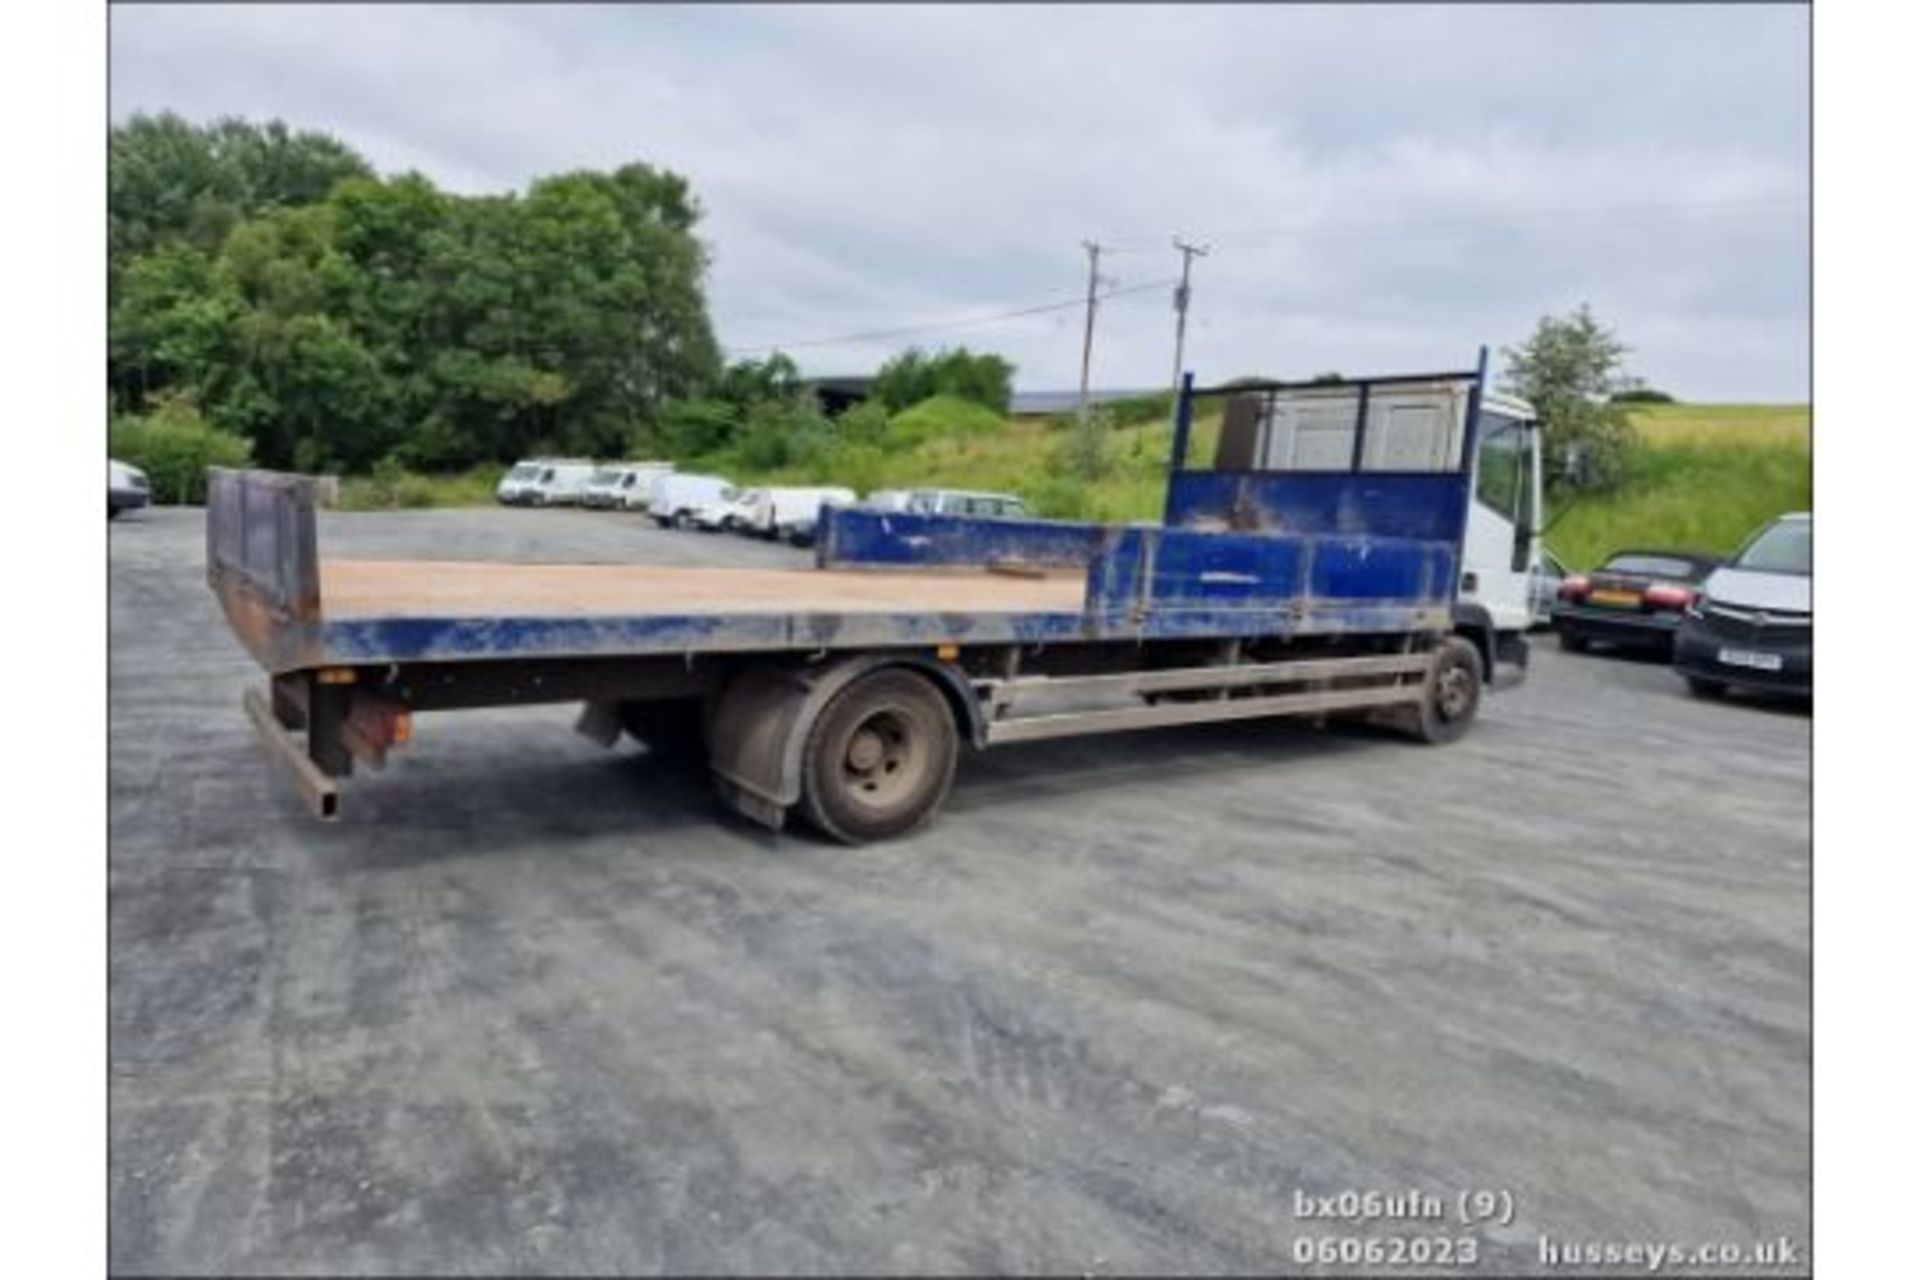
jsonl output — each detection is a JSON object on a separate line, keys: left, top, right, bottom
{"left": 799, "top": 668, "right": 957, "bottom": 844}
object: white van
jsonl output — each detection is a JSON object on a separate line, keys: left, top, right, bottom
{"left": 760, "top": 486, "right": 859, "bottom": 543}
{"left": 691, "top": 486, "right": 762, "bottom": 533}
{"left": 648, "top": 473, "right": 734, "bottom": 529}
{"left": 865, "top": 488, "right": 1029, "bottom": 520}
{"left": 497, "top": 458, "right": 599, "bottom": 507}
{"left": 580, "top": 461, "right": 674, "bottom": 510}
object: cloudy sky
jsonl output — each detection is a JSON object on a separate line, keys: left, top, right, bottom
{"left": 110, "top": 4, "right": 1809, "bottom": 400}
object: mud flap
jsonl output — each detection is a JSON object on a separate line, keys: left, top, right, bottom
{"left": 705, "top": 655, "right": 982, "bottom": 832}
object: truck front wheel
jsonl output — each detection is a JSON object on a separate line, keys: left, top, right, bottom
{"left": 799, "top": 668, "right": 958, "bottom": 844}
{"left": 1405, "top": 636, "right": 1484, "bottom": 744}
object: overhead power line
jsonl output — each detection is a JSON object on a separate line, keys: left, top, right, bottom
{"left": 725, "top": 194, "right": 1799, "bottom": 359}
{"left": 726, "top": 276, "right": 1176, "bottom": 358}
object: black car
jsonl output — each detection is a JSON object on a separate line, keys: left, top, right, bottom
{"left": 1673, "top": 513, "right": 1811, "bottom": 699}
{"left": 1553, "top": 549, "right": 1721, "bottom": 654}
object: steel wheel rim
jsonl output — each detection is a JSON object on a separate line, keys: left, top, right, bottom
{"left": 839, "top": 707, "right": 924, "bottom": 809}
{"left": 1436, "top": 663, "right": 1474, "bottom": 719}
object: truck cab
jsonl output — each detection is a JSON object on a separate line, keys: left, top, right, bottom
{"left": 1461, "top": 390, "right": 1546, "bottom": 653}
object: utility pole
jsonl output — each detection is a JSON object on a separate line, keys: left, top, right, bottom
{"left": 1170, "top": 236, "right": 1210, "bottom": 393}
{"left": 1077, "top": 240, "right": 1109, "bottom": 420}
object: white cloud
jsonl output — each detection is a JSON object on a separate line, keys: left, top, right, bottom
{"left": 109, "top": 3, "right": 1809, "bottom": 399}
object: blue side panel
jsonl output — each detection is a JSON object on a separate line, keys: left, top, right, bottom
{"left": 1083, "top": 525, "right": 1454, "bottom": 637}
{"left": 1148, "top": 530, "right": 1308, "bottom": 605}
{"left": 817, "top": 507, "right": 1106, "bottom": 570}
{"left": 1309, "top": 539, "right": 1443, "bottom": 603}
{"left": 1163, "top": 472, "right": 1470, "bottom": 543}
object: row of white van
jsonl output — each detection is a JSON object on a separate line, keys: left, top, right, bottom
{"left": 496, "top": 459, "right": 670, "bottom": 508}
{"left": 494, "top": 457, "right": 1028, "bottom": 546}
{"left": 684, "top": 485, "right": 1032, "bottom": 546}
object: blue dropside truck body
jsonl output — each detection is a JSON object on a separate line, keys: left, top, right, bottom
{"left": 208, "top": 355, "right": 1532, "bottom": 843}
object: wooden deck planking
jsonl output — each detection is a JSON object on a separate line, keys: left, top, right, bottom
{"left": 319, "top": 559, "right": 1088, "bottom": 621}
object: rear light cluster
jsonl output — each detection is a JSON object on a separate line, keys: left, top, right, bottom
{"left": 1643, "top": 582, "right": 1697, "bottom": 610}
{"left": 1555, "top": 575, "right": 1698, "bottom": 610}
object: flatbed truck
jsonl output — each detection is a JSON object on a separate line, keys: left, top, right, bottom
{"left": 207, "top": 352, "right": 1544, "bottom": 843}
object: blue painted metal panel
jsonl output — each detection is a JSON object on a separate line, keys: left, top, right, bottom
{"left": 818, "top": 506, "right": 1107, "bottom": 570}
{"left": 1163, "top": 471, "right": 1471, "bottom": 542}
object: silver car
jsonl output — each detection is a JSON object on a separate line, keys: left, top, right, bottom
{"left": 109, "top": 458, "right": 150, "bottom": 519}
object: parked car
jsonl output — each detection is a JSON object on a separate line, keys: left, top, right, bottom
{"left": 1673, "top": 512, "right": 1811, "bottom": 699}
{"left": 109, "top": 458, "right": 150, "bottom": 519}
{"left": 759, "top": 486, "right": 858, "bottom": 543}
{"left": 648, "top": 473, "right": 733, "bottom": 529}
{"left": 1552, "top": 549, "right": 1720, "bottom": 654}
{"left": 496, "top": 458, "right": 598, "bottom": 506}
{"left": 863, "top": 488, "right": 1029, "bottom": 519}
{"left": 580, "top": 462, "right": 673, "bottom": 510}
{"left": 691, "top": 486, "right": 762, "bottom": 532}
{"left": 1527, "top": 549, "right": 1567, "bottom": 630}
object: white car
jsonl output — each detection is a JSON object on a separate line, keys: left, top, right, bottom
{"left": 109, "top": 458, "right": 151, "bottom": 519}
{"left": 648, "top": 473, "right": 734, "bottom": 529}
{"left": 497, "top": 458, "right": 598, "bottom": 506}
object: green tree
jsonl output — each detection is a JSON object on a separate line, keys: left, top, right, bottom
{"left": 872, "top": 345, "right": 1014, "bottom": 414}
{"left": 108, "top": 393, "right": 253, "bottom": 505}
{"left": 109, "top": 113, "right": 371, "bottom": 273}
{"left": 1500, "top": 304, "right": 1639, "bottom": 491}
{"left": 107, "top": 120, "right": 726, "bottom": 476}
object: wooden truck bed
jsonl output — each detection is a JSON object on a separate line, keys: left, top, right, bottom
{"left": 320, "top": 559, "right": 1084, "bottom": 619}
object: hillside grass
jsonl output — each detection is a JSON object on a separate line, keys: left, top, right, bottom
{"left": 1546, "top": 404, "right": 1810, "bottom": 569}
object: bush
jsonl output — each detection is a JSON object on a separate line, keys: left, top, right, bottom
{"left": 888, "top": 394, "right": 1005, "bottom": 447}
{"left": 732, "top": 398, "right": 834, "bottom": 471}
{"left": 1611, "top": 387, "right": 1677, "bottom": 404}
{"left": 1025, "top": 473, "right": 1095, "bottom": 520}
{"left": 836, "top": 399, "right": 892, "bottom": 447}
{"left": 653, "top": 397, "right": 740, "bottom": 457}
{"left": 872, "top": 346, "right": 1014, "bottom": 414}
{"left": 1058, "top": 406, "right": 1116, "bottom": 480}
{"left": 1101, "top": 392, "right": 1174, "bottom": 429}
{"left": 354, "top": 456, "right": 437, "bottom": 508}
{"left": 109, "top": 399, "right": 253, "bottom": 504}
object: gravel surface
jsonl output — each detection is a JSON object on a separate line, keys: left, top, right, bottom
{"left": 110, "top": 505, "right": 1811, "bottom": 1275}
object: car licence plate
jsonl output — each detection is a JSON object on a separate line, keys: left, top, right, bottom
{"left": 1590, "top": 588, "right": 1641, "bottom": 607}
{"left": 1718, "top": 647, "right": 1784, "bottom": 672}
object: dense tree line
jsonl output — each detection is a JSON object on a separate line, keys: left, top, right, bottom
{"left": 110, "top": 113, "right": 725, "bottom": 473}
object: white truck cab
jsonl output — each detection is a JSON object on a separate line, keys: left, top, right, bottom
{"left": 1461, "top": 390, "right": 1547, "bottom": 638}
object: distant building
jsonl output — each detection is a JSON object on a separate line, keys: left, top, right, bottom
{"left": 802, "top": 376, "right": 877, "bottom": 417}
{"left": 1009, "top": 388, "right": 1161, "bottom": 418}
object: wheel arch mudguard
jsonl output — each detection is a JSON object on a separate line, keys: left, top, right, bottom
{"left": 1450, "top": 601, "right": 1497, "bottom": 677}
{"left": 1450, "top": 601, "right": 1528, "bottom": 687}
{"left": 706, "top": 653, "right": 984, "bottom": 831}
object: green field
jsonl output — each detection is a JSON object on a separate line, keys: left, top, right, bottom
{"left": 1545, "top": 404, "right": 1810, "bottom": 569}
{"left": 343, "top": 400, "right": 1810, "bottom": 573}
